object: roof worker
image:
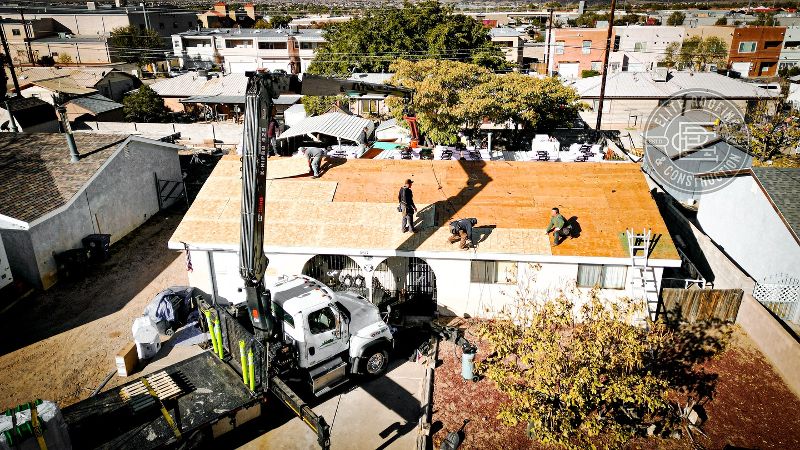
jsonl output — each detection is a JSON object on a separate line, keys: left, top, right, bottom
{"left": 358, "top": 126, "right": 369, "bottom": 154}
{"left": 545, "top": 207, "right": 570, "bottom": 246}
{"left": 306, "top": 147, "right": 326, "bottom": 179}
{"left": 448, "top": 218, "right": 477, "bottom": 250}
{"left": 267, "top": 116, "right": 279, "bottom": 156}
{"left": 398, "top": 179, "right": 417, "bottom": 233}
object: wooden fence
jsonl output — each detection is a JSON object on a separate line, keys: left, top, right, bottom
{"left": 660, "top": 288, "right": 744, "bottom": 323}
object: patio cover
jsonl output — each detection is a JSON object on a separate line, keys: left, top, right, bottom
{"left": 278, "top": 111, "right": 373, "bottom": 144}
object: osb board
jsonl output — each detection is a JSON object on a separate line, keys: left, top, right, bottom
{"left": 171, "top": 158, "right": 679, "bottom": 260}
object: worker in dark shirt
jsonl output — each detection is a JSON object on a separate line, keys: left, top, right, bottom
{"left": 546, "top": 207, "right": 569, "bottom": 246}
{"left": 398, "top": 179, "right": 417, "bottom": 233}
{"left": 267, "top": 117, "right": 279, "bottom": 156}
{"left": 448, "top": 218, "right": 478, "bottom": 250}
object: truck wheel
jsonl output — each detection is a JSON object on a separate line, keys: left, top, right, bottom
{"left": 362, "top": 348, "right": 389, "bottom": 376}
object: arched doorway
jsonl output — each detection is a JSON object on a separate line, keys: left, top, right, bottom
{"left": 372, "top": 257, "right": 437, "bottom": 316}
{"left": 302, "top": 254, "right": 368, "bottom": 297}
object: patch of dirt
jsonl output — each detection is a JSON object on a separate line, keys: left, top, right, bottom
{"left": 0, "top": 211, "right": 188, "bottom": 408}
{"left": 431, "top": 321, "right": 800, "bottom": 450}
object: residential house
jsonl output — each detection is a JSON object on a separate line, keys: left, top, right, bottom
{"left": 548, "top": 27, "right": 610, "bottom": 79}
{"left": 728, "top": 26, "right": 786, "bottom": 77}
{"left": 695, "top": 168, "right": 800, "bottom": 284}
{"left": 572, "top": 70, "right": 780, "bottom": 129}
{"left": 64, "top": 94, "right": 124, "bottom": 122}
{"left": 288, "top": 15, "right": 352, "bottom": 29}
{"left": 346, "top": 73, "right": 394, "bottom": 118}
{"left": 609, "top": 25, "right": 686, "bottom": 73}
{"left": 489, "top": 27, "right": 524, "bottom": 65}
{"left": 375, "top": 118, "right": 412, "bottom": 144}
{"left": 641, "top": 112, "right": 753, "bottom": 205}
{"left": 168, "top": 157, "right": 680, "bottom": 319}
{"left": 779, "top": 26, "right": 800, "bottom": 71}
{"left": 13, "top": 67, "right": 141, "bottom": 102}
{"left": 0, "top": 133, "right": 183, "bottom": 289}
{"left": 172, "top": 28, "right": 325, "bottom": 74}
{"left": 197, "top": 2, "right": 257, "bottom": 28}
{"left": 685, "top": 25, "right": 734, "bottom": 47}
{"left": 0, "top": 97, "right": 59, "bottom": 132}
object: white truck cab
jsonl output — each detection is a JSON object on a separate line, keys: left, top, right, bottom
{"left": 269, "top": 275, "right": 393, "bottom": 396}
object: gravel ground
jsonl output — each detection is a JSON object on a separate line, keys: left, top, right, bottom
{"left": 0, "top": 211, "right": 188, "bottom": 409}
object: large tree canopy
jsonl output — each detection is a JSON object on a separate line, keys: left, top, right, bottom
{"left": 109, "top": 25, "right": 165, "bottom": 65}
{"left": 662, "top": 36, "right": 728, "bottom": 72}
{"left": 386, "top": 59, "right": 582, "bottom": 145}
{"left": 123, "top": 84, "right": 169, "bottom": 122}
{"left": 307, "top": 1, "right": 509, "bottom": 76}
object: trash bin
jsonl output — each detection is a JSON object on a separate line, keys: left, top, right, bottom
{"left": 132, "top": 316, "right": 161, "bottom": 360}
{"left": 82, "top": 234, "right": 111, "bottom": 263}
{"left": 54, "top": 248, "right": 89, "bottom": 280}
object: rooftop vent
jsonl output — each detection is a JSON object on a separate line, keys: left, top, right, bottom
{"left": 652, "top": 67, "right": 669, "bottom": 82}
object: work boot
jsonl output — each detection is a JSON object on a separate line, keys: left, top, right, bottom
{"left": 461, "top": 240, "right": 472, "bottom": 249}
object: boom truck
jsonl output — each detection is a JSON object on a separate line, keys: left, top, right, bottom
{"left": 39, "top": 72, "right": 418, "bottom": 450}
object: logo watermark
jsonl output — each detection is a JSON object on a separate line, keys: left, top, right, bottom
{"left": 643, "top": 89, "right": 750, "bottom": 196}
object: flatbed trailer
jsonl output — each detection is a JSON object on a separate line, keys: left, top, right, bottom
{"left": 62, "top": 351, "right": 262, "bottom": 449}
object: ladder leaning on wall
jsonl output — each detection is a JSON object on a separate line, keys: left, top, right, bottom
{"left": 627, "top": 228, "right": 659, "bottom": 322}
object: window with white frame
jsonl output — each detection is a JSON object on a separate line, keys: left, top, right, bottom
{"left": 738, "top": 41, "right": 757, "bottom": 53}
{"left": 591, "top": 61, "right": 602, "bottom": 71}
{"left": 471, "top": 261, "right": 518, "bottom": 284}
{"left": 555, "top": 41, "right": 565, "bottom": 55}
{"left": 633, "top": 42, "right": 647, "bottom": 52}
{"left": 582, "top": 40, "right": 592, "bottom": 54}
{"left": 576, "top": 264, "right": 628, "bottom": 289}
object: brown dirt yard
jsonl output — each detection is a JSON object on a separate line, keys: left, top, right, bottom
{"left": 0, "top": 211, "right": 188, "bottom": 409}
{"left": 431, "top": 319, "right": 800, "bottom": 450}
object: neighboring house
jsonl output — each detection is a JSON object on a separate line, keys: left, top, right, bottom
{"left": 197, "top": 2, "right": 257, "bottom": 28}
{"left": 168, "top": 157, "right": 680, "bottom": 319}
{"left": 346, "top": 73, "right": 394, "bottom": 118}
{"left": 489, "top": 27, "right": 524, "bottom": 65}
{"left": 728, "top": 26, "right": 786, "bottom": 77}
{"left": 14, "top": 67, "right": 141, "bottom": 102}
{"left": 64, "top": 94, "right": 124, "bottom": 122}
{"left": 0, "top": 3, "right": 197, "bottom": 39}
{"left": 572, "top": 70, "right": 780, "bottom": 129}
{"left": 375, "top": 118, "right": 411, "bottom": 143}
{"left": 779, "top": 26, "right": 800, "bottom": 71}
{"left": 0, "top": 96, "right": 59, "bottom": 132}
{"left": 685, "top": 25, "right": 735, "bottom": 47}
{"left": 695, "top": 168, "right": 800, "bottom": 282}
{"left": 0, "top": 133, "right": 183, "bottom": 289}
{"left": 641, "top": 112, "right": 753, "bottom": 205}
{"left": 549, "top": 27, "right": 610, "bottom": 78}
{"left": 608, "top": 25, "right": 686, "bottom": 73}
{"left": 172, "top": 27, "right": 325, "bottom": 74}
{"left": 27, "top": 35, "right": 114, "bottom": 65}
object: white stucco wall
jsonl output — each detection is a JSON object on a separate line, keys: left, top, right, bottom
{"left": 187, "top": 248, "right": 663, "bottom": 319}
{"left": 697, "top": 175, "right": 800, "bottom": 282}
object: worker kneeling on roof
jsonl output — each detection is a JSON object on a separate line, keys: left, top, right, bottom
{"left": 448, "top": 218, "right": 477, "bottom": 250}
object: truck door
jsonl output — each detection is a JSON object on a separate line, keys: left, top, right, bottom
{"left": 303, "top": 305, "right": 348, "bottom": 367}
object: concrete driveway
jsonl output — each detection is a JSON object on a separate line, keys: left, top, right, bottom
{"left": 236, "top": 331, "right": 428, "bottom": 450}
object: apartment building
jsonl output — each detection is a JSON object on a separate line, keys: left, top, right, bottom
{"left": 729, "top": 26, "right": 786, "bottom": 77}
{"left": 780, "top": 26, "right": 800, "bottom": 71}
{"left": 197, "top": 2, "right": 257, "bottom": 28}
{"left": 489, "top": 27, "right": 524, "bottom": 65}
{"left": 172, "top": 27, "right": 325, "bottom": 74}
{"left": 548, "top": 28, "right": 610, "bottom": 79}
{"left": 610, "top": 25, "right": 686, "bottom": 72}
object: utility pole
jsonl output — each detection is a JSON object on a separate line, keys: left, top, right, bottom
{"left": 0, "top": 22, "right": 21, "bottom": 94}
{"left": 544, "top": 8, "right": 554, "bottom": 76}
{"left": 19, "top": 9, "right": 36, "bottom": 66}
{"left": 595, "top": 0, "right": 617, "bottom": 132}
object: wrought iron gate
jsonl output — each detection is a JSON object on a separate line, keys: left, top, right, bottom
{"left": 372, "top": 257, "right": 436, "bottom": 315}
{"left": 302, "top": 255, "right": 368, "bottom": 297}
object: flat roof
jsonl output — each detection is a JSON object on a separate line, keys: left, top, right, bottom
{"left": 169, "top": 157, "right": 680, "bottom": 264}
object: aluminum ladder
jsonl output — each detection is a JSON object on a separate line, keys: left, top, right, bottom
{"left": 627, "top": 228, "right": 659, "bottom": 322}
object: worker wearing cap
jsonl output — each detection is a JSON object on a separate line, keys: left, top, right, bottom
{"left": 448, "top": 218, "right": 477, "bottom": 250}
{"left": 398, "top": 179, "right": 417, "bottom": 233}
{"left": 546, "top": 207, "right": 569, "bottom": 246}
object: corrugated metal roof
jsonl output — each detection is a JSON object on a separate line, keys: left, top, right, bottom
{"left": 150, "top": 73, "right": 221, "bottom": 97}
{"left": 573, "top": 71, "right": 780, "bottom": 99}
{"left": 66, "top": 94, "right": 123, "bottom": 114}
{"left": 278, "top": 111, "right": 372, "bottom": 143}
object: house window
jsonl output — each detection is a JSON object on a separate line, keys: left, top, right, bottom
{"left": 300, "top": 42, "right": 315, "bottom": 50}
{"left": 591, "top": 61, "right": 602, "bottom": 71}
{"left": 226, "top": 39, "right": 253, "bottom": 48}
{"left": 764, "top": 40, "right": 782, "bottom": 50}
{"left": 51, "top": 52, "right": 59, "bottom": 57}
{"left": 12, "top": 29, "right": 21, "bottom": 36}
{"left": 633, "top": 41, "right": 647, "bottom": 52}
{"left": 258, "top": 41, "right": 287, "bottom": 50}
{"left": 577, "top": 264, "right": 628, "bottom": 289}
{"left": 613, "top": 35, "right": 621, "bottom": 51}
{"left": 308, "top": 307, "right": 336, "bottom": 334}
{"left": 471, "top": 261, "right": 517, "bottom": 284}
{"left": 555, "top": 41, "right": 565, "bottom": 55}
{"left": 582, "top": 40, "right": 591, "bottom": 54}
{"left": 738, "top": 41, "right": 757, "bottom": 53}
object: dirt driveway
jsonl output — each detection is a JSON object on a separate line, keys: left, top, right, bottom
{"left": 0, "top": 211, "right": 188, "bottom": 408}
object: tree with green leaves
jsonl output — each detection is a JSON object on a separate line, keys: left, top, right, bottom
{"left": 662, "top": 36, "right": 727, "bottom": 71}
{"left": 477, "top": 288, "right": 672, "bottom": 450}
{"left": 123, "top": 84, "right": 169, "bottom": 122}
{"left": 109, "top": 25, "right": 165, "bottom": 65}
{"left": 269, "top": 14, "right": 293, "bottom": 28}
{"left": 719, "top": 101, "right": 800, "bottom": 163}
{"left": 715, "top": 16, "right": 728, "bottom": 25}
{"left": 307, "top": 1, "right": 509, "bottom": 76}
{"left": 302, "top": 94, "right": 349, "bottom": 117}
{"left": 253, "top": 18, "right": 270, "bottom": 29}
{"left": 751, "top": 12, "right": 777, "bottom": 26}
{"left": 667, "top": 11, "right": 686, "bottom": 26}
